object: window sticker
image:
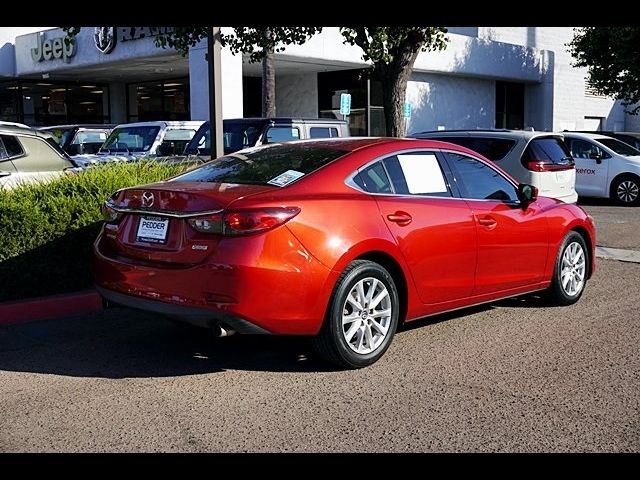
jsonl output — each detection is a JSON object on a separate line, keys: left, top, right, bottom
{"left": 397, "top": 154, "right": 448, "bottom": 194}
{"left": 291, "top": 128, "right": 299, "bottom": 138}
{"left": 267, "top": 169, "right": 305, "bottom": 187}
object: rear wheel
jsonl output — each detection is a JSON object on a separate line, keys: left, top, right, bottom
{"left": 611, "top": 175, "right": 640, "bottom": 205}
{"left": 312, "top": 260, "right": 399, "bottom": 369}
{"left": 547, "top": 231, "right": 589, "bottom": 306}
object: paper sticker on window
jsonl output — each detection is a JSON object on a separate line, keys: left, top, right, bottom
{"left": 267, "top": 169, "right": 305, "bottom": 187}
{"left": 291, "top": 128, "right": 299, "bottom": 138}
{"left": 397, "top": 154, "right": 448, "bottom": 194}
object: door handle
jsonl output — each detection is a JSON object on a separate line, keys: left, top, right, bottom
{"left": 0, "top": 171, "right": 12, "bottom": 177}
{"left": 387, "top": 211, "right": 412, "bottom": 226}
{"left": 477, "top": 215, "right": 497, "bottom": 228}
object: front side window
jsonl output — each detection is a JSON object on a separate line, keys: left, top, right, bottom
{"left": 567, "top": 138, "right": 610, "bottom": 160}
{"left": 172, "top": 144, "right": 348, "bottom": 186}
{"left": 597, "top": 138, "right": 640, "bottom": 156}
{"left": 446, "top": 152, "right": 518, "bottom": 202}
{"left": 100, "top": 126, "right": 160, "bottom": 153}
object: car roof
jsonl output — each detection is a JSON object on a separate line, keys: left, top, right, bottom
{"left": 223, "top": 117, "right": 348, "bottom": 125}
{"left": 40, "top": 124, "right": 116, "bottom": 130}
{"left": 410, "top": 129, "right": 562, "bottom": 140}
{"left": 0, "top": 124, "right": 57, "bottom": 140}
{"left": 572, "top": 130, "right": 640, "bottom": 138}
{"left": 113, "top": 121, "right": 205, "bottom": 129}
{"left": 562, "top": 132, "right": 614, "bottom": 141}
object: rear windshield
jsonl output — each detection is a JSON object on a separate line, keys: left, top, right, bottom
{"left": 521, "top": 137, "right": 573, "bottom": 164}
{"left": 428, "top": 136, "right": 516, "bottom": 161}
{"left": 172, "top": 144, "right": 349, "bottom": 186}
{"left": 597, "top": 137, "right": 640, "bottom": 156}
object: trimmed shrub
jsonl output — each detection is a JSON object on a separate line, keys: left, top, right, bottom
{"left": 0, "top": 161, "right": 188, "bottom": 302}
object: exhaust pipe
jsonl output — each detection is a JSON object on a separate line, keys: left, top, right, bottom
{"left": 213, "top": 324, "right": 236, "bottom": 337}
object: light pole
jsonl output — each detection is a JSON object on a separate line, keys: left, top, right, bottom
{"left": 207, "top": 26, "right": 224, "bottom": 159}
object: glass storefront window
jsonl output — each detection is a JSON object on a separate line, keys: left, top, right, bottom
{"left": 1, "top": 81, "right": 109, "bottom": 126}
{"left": 127, "top": 78, "right": 190, "bottom": 122}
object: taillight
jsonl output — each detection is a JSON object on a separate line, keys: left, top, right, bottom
{"left": 523, "top": 160, "right": 574, "bottom": 172}
{"left": 187, "top": 207, "right": 300, "bottom": 236}
{"left": 101, "top": 202, "right": 123, "bottom": 223}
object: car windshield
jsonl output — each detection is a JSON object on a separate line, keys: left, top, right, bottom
{"left": 172, "top": 144, "right": 349, "bottom": 186}
{"left": 597, "top": 137, "right": 640, "bottom": 156}
{"left": 43, "top": 127, "right": 76, "bottom": 148}
{"left": 100, "top": 126, "right": 160, "bottom": 153}
{"left": 184, "top": 121, "right": 265, "bottom": 156}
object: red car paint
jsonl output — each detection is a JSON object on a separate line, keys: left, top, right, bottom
{"left": 95, "top": 138, "right": 595, "bottom": 335}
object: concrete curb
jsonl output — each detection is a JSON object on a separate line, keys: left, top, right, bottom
{"left": 0, "top": 290, "right": 102, "bottom": 327}
{"left": 595, "top": 245, "right": 640, "bottom": 264}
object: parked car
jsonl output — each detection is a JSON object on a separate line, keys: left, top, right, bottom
{"left": 40, "top": 124, "right": 115, "bottom": 156}
{"left": 0, "top": 124, "right": 76, "bottom": 190}
{"left": 95, "top": 138, "right": 595, "bottom": 368}
{"left": 72, "top": 121, "right": 204, "bottom": 167}
{"left": 563, "top": 132, "right": 640, "bottom": 205}
{"left": 182, "top": 118, "right": 350, "bottom": 159}
{"left": 410, "top": 129, "right": 578, "bottom": 203}
{"left": 572, "top": 131, "right": 640, "bottom": 151}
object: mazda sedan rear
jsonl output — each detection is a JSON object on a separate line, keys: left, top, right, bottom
{"left": 95, "top": 138, "right": 596, "bottom": 368}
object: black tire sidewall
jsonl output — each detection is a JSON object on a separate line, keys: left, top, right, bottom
{"left": 327, "top": 262, "right": 399, "bottom": 368}
{"left": 552, "top": 232, "right": 589, "bottom": 304}
{"left": 612, "top": 175, "right": 640, "bottom": 205}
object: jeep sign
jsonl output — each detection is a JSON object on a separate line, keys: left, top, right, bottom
{"left": 31, "top": 34, "right": 76, "bottom": 63}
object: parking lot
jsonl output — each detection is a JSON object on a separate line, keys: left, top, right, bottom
{"left": 578, "top": 198, "right": 640, "bottom": 250}
{"left": 1, "top": 256, "right": 638, "bottom": 452}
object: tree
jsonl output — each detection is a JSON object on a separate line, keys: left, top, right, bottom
{"left": 569, "top": 27, "right": 640, "bottom": 114}
{"left": 340, "top": 27, "right": 448, "bottom": 137}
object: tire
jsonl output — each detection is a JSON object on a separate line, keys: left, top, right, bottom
{"left": 311, "top": 260, "right": 400, "bottom": 369}
{"left": 547, "top": 231, "right": 589, "bottom": 306}
{"left": 610, "top": 175, "right": 640, "bottom": 206}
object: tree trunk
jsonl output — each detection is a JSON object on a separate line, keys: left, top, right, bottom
{"left": 379, "top": 50, "right": 420, "bottom": 137}
{"left": 262, "top": 30, "right": 276, "bottom": 118}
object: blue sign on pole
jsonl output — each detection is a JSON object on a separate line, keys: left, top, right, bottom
{"left": 340, "top": 93, "right": 352, "bottom": 116}
{"left": 404, "top": 102, "right": 412, "bottom": 119}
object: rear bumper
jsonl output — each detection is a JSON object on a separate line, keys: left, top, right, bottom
{"left": 97, "top": 286, "right": 270, "bottom": 333}
{"left": 94, "top": 226, "right": 335, "bottom": 335}
{"left": 540, "top": 190, "right": 578, "bottom": 204}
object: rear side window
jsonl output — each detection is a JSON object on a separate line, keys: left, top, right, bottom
{"left": 432, "top": 136, "right": 516, "bottom": 161}
{"left": 265, "top": 126, "right": 300, "bottom": 143}
{"left": 0, "top": 135, "right": 24, "bottom": 158}
{"left": 521, "top": 137, "right": 573, "bottom": 164}
{"left": 172, "top": 144, "right": 348, "bottom": 186}
{"left": 309, "top": 127, "right": 339, "bottom": 139}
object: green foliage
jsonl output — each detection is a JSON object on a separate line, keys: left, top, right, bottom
{"left": 569, "top": 27, "right": 640, "bottom": 113}
{"left": 0, "top": 161, "right": 187, "bottom": 302}
{"left": 340, "top": 27, "right": 448, "bottom": 66}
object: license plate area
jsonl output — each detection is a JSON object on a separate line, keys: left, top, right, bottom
{"left": 136, "top": 216, "right": 169, "bottom": 244}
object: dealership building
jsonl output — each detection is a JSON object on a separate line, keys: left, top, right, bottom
{"left": 1, "top": 26, "right": 638, "bottom": 135}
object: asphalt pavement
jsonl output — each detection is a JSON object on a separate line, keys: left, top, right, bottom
{"left": 579, "top": 197, "right": 640, "bottom": 250}
{"left": 0, "top": 258, "right": 638, "bottom": 452}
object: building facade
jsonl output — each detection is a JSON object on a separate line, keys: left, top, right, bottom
{"left": 0, "top": 26, "right": 633, "bottom": 134}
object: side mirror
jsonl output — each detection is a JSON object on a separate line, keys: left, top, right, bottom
{"left": 517, "top": 183, "right": 538, "bottom": 205}
{"left": 589, "top": 151, "right": 603, "bottom": 163}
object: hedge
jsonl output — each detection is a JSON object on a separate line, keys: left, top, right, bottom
{"left": 0, "top": 161, "right": 189, "bottom": 302}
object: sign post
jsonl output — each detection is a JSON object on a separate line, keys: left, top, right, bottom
{"left": 403, "top": 102, "right": 412, "bottom": 136}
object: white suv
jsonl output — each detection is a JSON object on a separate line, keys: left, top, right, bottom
{"left": 563, "top": 132, "right": 640, "bottom": 205}
{"left": 410, "top": 130, "right": 578, "bottom": 203}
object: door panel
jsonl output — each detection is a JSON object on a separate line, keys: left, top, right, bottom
{"left": 376, "top": 196, "right": 477, "bottom": 304}
{"left": 567, "top": 138, "right": 610, "bottom": 197}
{"left": 464, "top": 199, "right": 548, "bottom": 295}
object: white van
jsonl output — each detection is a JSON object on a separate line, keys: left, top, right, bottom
{"left": 563, "top": 132, "right": 640, "bottom": 205}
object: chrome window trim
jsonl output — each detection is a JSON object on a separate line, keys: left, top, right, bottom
{"left": 344, "top": 147, "right": 520, "bottom": 204}
{"left": 105, "top": 200, "right": 223, "bottom": 218}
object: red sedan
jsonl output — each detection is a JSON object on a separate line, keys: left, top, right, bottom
{"left": 95, "top": 138, "right": 596, "bottom": 368}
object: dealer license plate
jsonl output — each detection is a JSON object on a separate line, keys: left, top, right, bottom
{"left": 136, "top": 216, "right": 169, "bottom": 244}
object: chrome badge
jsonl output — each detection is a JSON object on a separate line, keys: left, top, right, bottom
{"left": 141, "top": 191, "right": 155, "bottom": 208}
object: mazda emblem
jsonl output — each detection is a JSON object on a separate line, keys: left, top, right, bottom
{"left": 141, "top": 191, "right": 155, "bottom": 208}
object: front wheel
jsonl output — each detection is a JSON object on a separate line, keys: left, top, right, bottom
{"left": 547, "top": 231, "right": 589, "bottom": 306}
{"left": 311, "top": 260, "right": 400, "bottom": 369}
{"left": 611, "top": 175, "right": 640, "bottom": 205}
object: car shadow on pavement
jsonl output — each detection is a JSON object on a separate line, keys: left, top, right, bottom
{"left": 0, "top": 307, "right": 336, "bottom": 378}
{"left": 0, "top": 293, "right": 556, "bottom": 379}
